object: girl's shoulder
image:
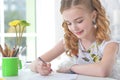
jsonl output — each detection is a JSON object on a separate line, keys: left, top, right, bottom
{"left": 101, "top": 39, "right": 119, "bottom": 44}
{"left": 100, "top": 40, "right": 119, "bottom": 48}
{"left": 98, "top": 40, "right": 119, "bottom": 55}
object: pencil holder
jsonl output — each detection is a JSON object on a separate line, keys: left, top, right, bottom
{"left": 2, "top": 57, "right": 22, "bottom": 76}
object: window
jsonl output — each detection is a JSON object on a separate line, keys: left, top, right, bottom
{"left": 0, "top": 0, "right": 36, "bottom": 62}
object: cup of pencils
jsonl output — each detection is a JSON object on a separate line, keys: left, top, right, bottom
{"left": 0, "top": 44, "right": 20, "bottom": 57}
{"left": 0, "top": 44, "right": 22, "bottom": 76}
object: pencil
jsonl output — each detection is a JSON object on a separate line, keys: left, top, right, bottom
{"left": 38, "top": 57, "right": 53, "bottom": 71}
{"left": 13, "top": 48, "right": 19, "bottom": 57}
{"left": 10, "top": 48, "right": 16, "bottom": 57}
{"left": 0, "top": 45, "right": 6, "bottom": 57}
{"left": 17, "top": 46, "right": 26, "bottom": 56}
{"left": 38, "top": 57, "right": 46, "bottom": 64}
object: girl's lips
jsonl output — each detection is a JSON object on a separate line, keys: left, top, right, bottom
{"left": 75, "top": 30, "right": 84, "bottom": 35}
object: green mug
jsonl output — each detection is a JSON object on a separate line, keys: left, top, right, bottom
{"left": 2, "top": 57, "right": 22, "bottom": 76}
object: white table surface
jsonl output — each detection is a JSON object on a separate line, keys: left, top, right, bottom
{"left": 0, "top": 68, "right": 117, "bottom": 80}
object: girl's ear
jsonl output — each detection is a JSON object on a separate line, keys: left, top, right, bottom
{"left": 92, "top": 10, "right": 97, "bottom": 20}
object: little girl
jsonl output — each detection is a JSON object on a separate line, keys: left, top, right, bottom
{"left": 30, "top": 0, "right": 119, "bottom": 78}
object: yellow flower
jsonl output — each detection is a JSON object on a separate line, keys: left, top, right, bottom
{"left": 8, "top": 20, "right": 30, "bottom": 47}
{"left": 9, "top": 20, "right": 21, "bottom": 27}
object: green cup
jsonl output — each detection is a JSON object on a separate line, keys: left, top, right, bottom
{"left": 2, "top": 57, "right": 22, "bottom": 76}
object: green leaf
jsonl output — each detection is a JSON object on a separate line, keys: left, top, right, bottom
{"left": 20, "top": 20, "right": 30, "bottom": 27}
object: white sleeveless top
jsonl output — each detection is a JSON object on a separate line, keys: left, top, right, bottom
{"left": 58, "top": 40, "right": 119, "bottom": 79}
{"left": 74, "top": 40, "right": 119, "bottom": 79}
{"left": 75, "top": 40, "right": 117, "bottom": 64}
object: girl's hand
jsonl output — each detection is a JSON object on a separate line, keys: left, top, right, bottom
{"left": 56, "top": 66, "right": 71, "bottom": 73}
{"left": 36, "top": 61, "right": 52, "bottom": 76}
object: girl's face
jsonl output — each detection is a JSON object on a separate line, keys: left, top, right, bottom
{"left": 62, "top": 6, "right": 96, "bottom": 40}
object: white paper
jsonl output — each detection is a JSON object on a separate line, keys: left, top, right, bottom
{"left": 28, "top": 72, "right": 78, "bottom": 80}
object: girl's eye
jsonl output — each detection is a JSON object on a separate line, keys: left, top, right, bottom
{"left": 77, "top": 20, "right": 83, "bottom": 23}
{"left": 66, "top": 22, "right": 71, "bottom": 25}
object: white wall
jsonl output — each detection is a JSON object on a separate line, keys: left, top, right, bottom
{"left": 55, "top": 0, "right": 64, "bottom": 42}
{"left": 101, "top": 0, "right": 120, "bottom": 41}
{"left": 36, "top": 0, "right": 56, "bottom": 56}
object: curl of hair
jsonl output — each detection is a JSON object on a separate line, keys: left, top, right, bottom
{"left": 62, "top": 22, "right": 78, "bottom": 56}
{"left": 92, "top": 0, "right": 111, "bottom": 43}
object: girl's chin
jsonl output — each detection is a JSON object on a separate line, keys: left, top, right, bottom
{"left": 76, "top": 35, "right": 84, "bottom": 39}
{"left": 76, "top": 35, "right": 82, "bottom": 39}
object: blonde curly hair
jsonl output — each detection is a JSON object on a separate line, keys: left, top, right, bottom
{"left": 60, "top": 0, "right": 111, "bottom": 56}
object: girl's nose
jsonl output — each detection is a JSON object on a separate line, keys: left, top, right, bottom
{"left": 72, "top": 24, "right": 79, "bottom": 31}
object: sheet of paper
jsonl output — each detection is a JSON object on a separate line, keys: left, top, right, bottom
{"left": 0, "top": 69, "right": 117, "bottom": 80}
{"left": 28, "top": 72, "right": 78, "bottom": 80}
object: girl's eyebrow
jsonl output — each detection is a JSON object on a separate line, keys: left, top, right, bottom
{"left": 74, "top": 17, "right": 83, "bottom": 21}
{"left": 64, "top": 17, "right": 83, "bottom": 22}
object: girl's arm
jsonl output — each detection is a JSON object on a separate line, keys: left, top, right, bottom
{"left": 40, "top": 39, "right": 65, "bottom": 62}
{"left": 30, "top": 39, "right": 65, "bottom": 72}
{"left": 71, "top": 42, "right": 119, "bottom": 77}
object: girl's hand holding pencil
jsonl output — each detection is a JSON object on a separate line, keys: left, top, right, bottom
{"left": 36, "top": 57, "right": 52, "bottom": 76}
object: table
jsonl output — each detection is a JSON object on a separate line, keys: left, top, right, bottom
{"left": 0, "top": 69, "right": 117, "bottom": 80}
